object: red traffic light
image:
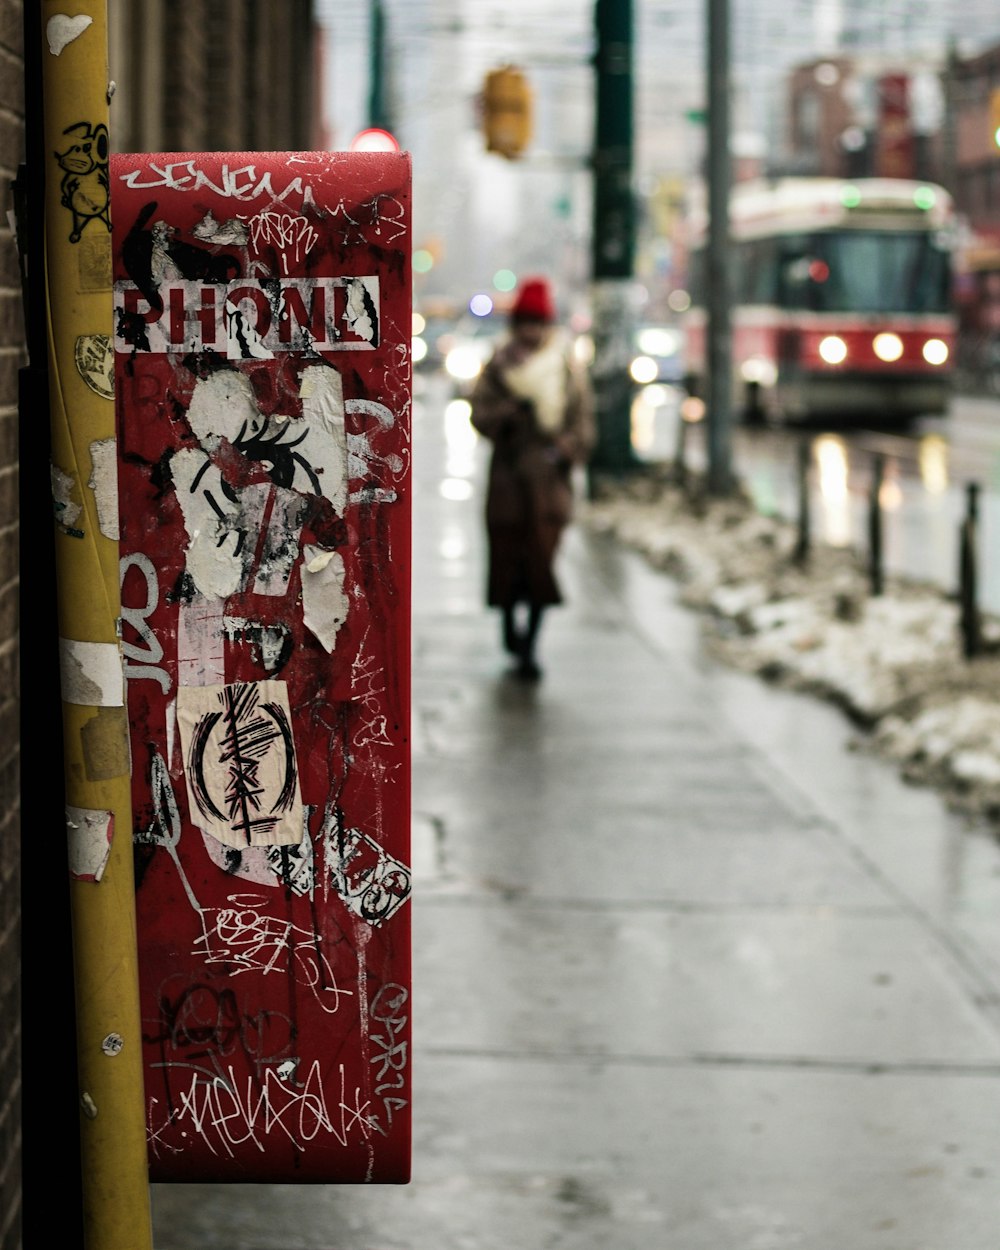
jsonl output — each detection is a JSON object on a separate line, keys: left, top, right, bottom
{"left": 349, "top": 128, "right": 400, "bottom": 153}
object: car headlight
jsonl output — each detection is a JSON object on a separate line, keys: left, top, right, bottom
{"left": 444, "top": 346, "right": 485, "bottom": 381}
{"left": 629, "top": 355, "right": 659, "bottom": 385}
{"left": 740, "top": 357, "right": 778, "bottom": 386}
{"left": 636, "top": 327, "right": 679, "bottom": 357}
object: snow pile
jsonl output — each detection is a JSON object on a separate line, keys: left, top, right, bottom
{"left": 581, "top": 474, "right": 1000, "bottom": 825}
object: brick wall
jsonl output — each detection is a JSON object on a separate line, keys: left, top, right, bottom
{"left": 0, "top": 0, "right": 22, "bottom": 1244}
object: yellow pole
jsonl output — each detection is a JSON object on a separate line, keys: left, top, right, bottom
{"left": 39, "top": 4, "right": 153, "bottom": 1247}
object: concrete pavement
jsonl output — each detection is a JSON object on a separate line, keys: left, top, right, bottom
{"left": 150, "top": 373, "right": 1000, "bottom": 1249}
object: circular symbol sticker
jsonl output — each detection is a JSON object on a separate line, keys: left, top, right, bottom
{"left": 101, "top": 1032, "right": 124, "bottom": 1057}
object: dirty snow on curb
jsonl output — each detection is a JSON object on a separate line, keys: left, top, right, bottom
{"left": 581, "top": 478, "right": 1000, "bottom": 828}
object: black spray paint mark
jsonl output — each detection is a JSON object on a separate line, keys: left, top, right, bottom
{"left": 115, "top": 303, "right": 153, "bottom": 352}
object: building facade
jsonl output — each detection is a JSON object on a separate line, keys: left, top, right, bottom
{"left": 781, "top": 40, "right": 1000, "bottom": 233}
{"left": 108, "top": 0, "right": 322, "bottom": 154}
{"left": 949, "top": 41, "right": 1000, "bottom": 243}
{"left": 0, "top": 1, "right": 22, "bottom": 1244}
{"left": 781, "top": 54, "right": 948, "bottom": 184}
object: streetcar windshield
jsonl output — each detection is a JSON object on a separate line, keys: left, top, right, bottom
{"left": 777, "top": 230, "right": 951, "bottom": 314}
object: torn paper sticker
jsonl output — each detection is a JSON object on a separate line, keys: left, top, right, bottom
{"left": 298, "top": 365, "right": 348, "bottom": 513}
{"left": 47, "top": 14, "right": 93, "bottom": 55}
{"left": 177, "top": 679, "right": 304, "bottom": 848}
{"left": 89, "top": 437, "right": 119, "bottom": 539}
{"left": 51, "top": 463, "right": 82, "bottom": 536}
{"left": 75, "top": 333, "right": 114, "bottom": 398}
{"left": 67, "top": 806, "right": 113, "bottom": 881}
{"left": 199, "top": 808, "right": 316, "bottom": 891}
{"left": 60, "top": 638, "right": 124, "bottom": 707}
{"left": 301, "top": 546, "right": 348, "bottom": 652}
{"left": 330, "top": 827, "right": 411, "bottom": 927}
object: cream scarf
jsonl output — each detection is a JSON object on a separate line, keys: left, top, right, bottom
{"left": 500, "top": 330, "right": 569, "bottom": 433}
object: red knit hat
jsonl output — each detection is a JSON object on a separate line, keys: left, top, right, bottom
{"left": 510, "top": 276, "right": 557, "bottom": 323}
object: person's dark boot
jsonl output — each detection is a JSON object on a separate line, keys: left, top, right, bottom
{"left": 516, "top": 605, "right": 543, "bottom": 679}
{"left": 502, "top": 608, "right": 522, "bottom": 656}
{"left": 516, "top": 621, "right": 543, "bottom": 680}
{"left": 516, "top": 652, "right": 542, "bottom": 681}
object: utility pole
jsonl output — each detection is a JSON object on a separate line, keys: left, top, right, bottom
{"left": 706, "top": 0, "right": 734, "bottom": 494}
{"left": 589, "top": 0, "right": 638, "bottom": 481}
{"left": 369, "top": 0, "right": 391, "bottom": 133}
{"left": 941, "top": 37, "right": 959, "bottom": 196}
{"left": 38, "top": 3, "right": 153, "bottom": 1246}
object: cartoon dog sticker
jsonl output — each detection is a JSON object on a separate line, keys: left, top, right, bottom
{"left": 56, "top": 121, "right": 110, "bottom": 242}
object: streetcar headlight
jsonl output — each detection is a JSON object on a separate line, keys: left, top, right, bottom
{"left": 922, "top": 338, "right": 949, "bottom": 367}
{"left": 818, "top": 335, "right": 848, "bottom": 365}
{"left": 873, "top": 332, "right": 904, "bottom": 362}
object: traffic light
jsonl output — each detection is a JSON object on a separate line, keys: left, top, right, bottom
{"left": 349, "top": 128, "right": 400, "bottom": 153}
{"left": 991, "top": 87, "right": 1000, "bottom": 152}
{"left": 482, "top": 66, "right": 532, "bottom": 160}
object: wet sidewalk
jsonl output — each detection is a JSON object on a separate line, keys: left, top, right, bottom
{"left": 151, "top": 374, "right": 1000, "bottom": 1250}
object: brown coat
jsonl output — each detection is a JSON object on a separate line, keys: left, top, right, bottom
{"left": 469, "top": 334, "right": 595, "bottom": 608}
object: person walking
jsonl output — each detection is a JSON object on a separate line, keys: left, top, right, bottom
{"left": 469, "top": 276, "right": 595, "bottom": 680}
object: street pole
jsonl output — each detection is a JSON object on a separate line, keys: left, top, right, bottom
{"left": 17, "top": 11, "right": 85, "bottom": 1243}
{"left": 38, "top": 4, "right": 153, "bottom": 1246}
{"left": 941, "top": 38, "right": 959, "bottom": 196}
{"left": 706, "top": 0, "right": 734, "bottom": 494}
{"left": 369, "top": 0, "right": 391, "bottom": 133}
{"left": 589, "top": 0, "right": 638, "bottom": 482}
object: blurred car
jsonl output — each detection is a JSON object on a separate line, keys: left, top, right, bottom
{"left": 438, "top": 314, "right": 502, "bottom": 393}
{"left": 412, "top": 315, "right": 454, "bottom": 372}
{"left": 628, "top": 324, "right": 685, "bottom": 386}
{"left": 625, "top": 324, "right": 690, "bottom": 464}
{"left": 570, "top": 323, "right": 686, "bottom": 388}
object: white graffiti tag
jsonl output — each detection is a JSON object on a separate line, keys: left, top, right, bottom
{"left": 369, "top": 983, "right": 409, "bottom": 1133}
{"left": 147, "top": 1061, "right": 378, "bottom": 1159}
{"left": 117, "top": 160, "right": 315, "bottom": 205}
{"left": 248, "top": 211, "right": 320, "bottom": 273}
{"left": 194, "top": 895, "right": 353, "bottom": 1014}
{"left": 120, "top": 551, "right": 170, "bottom": 692}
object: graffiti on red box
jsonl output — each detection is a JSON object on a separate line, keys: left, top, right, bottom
{"left": 112, "top": 152, "right": 412, "bottom": 1183}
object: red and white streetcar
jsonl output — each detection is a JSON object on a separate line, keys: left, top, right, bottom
{"left": 683, "top": 176, "right": 957, "bottom": 424}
